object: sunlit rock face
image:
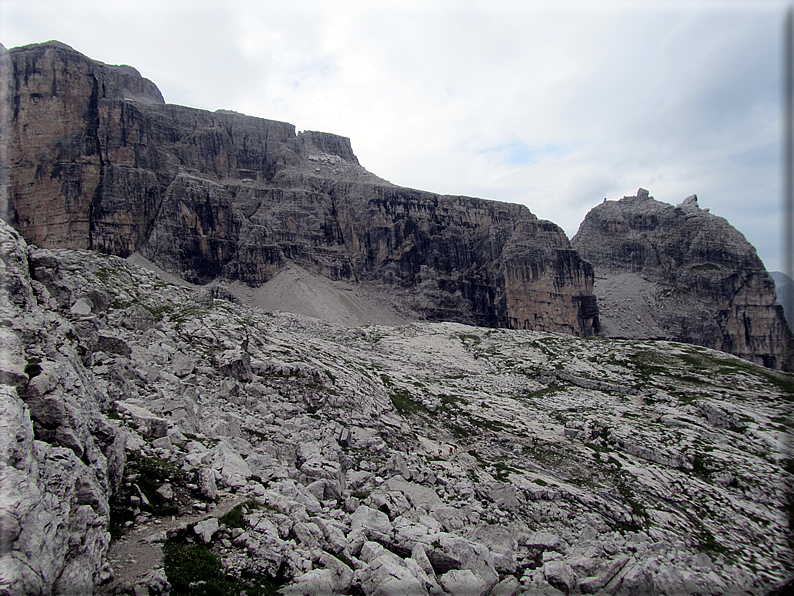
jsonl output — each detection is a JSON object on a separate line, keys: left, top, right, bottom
{"left": 2, "top": 41, "right": 597, "bottom": 336}
{"left": 572, "top": 189, "right": 794, "bottom": 370}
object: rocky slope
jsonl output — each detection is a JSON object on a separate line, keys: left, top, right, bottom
{"left": 572, "top": 190, "right": 794, "bottom": 371}
{"left": 1, "top": 218, "right": 792, "bottom": 595}
{"left": 1, "top": 40, "right": 597, "bottom": 336}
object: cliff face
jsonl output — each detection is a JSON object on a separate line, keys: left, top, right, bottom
{"left": 2, "top": 41, "right": 597, "bottom": 336}
{"left": 572, "top": 190, "right": 794, "bottom": 370}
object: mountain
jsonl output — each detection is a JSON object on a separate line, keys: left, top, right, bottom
{"left": 2, "top": 42, "right": 793, "bottom": 593}
{"left": 0, "top": 40, "right": 597, "bottom": 337}
{"left": 572, "top": 190, "right": 794, "bottom": 371}
{"left": 0, "top": 219, "right": 791, "bottom": 595}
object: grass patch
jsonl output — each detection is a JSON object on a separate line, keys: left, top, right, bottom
{"left": 220, "top": 500, "right": 261, "bottom": 529}
{"left": 163, "top": 542, "right": 222, "bottom": 593}
{"left": 389, "top": 388, "right": 427, "bottom": 416}
{"left": 163, "top": 541, "right": 283, "bottom": 596}
{"left": 697, "top": 529, "right": 730, "bottom": 557}
{"left": 129, "top": 453, "right": 187, "bottom": 516}
{"left": 457, "top": 333, "right": 482, "bottom": 346}
{"left": 494, "top": 461, "right": 518, "bottom": 481}
{"left": 479, "top": 418, "right": 514, "bottom": 433}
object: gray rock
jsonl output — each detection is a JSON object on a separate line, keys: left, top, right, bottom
{"left": 115, "top": 401, "right": 168, "bottom": 438}
{"left": 209, "top": 441, "right": 250, "bottom": 487}
{"left": 194, "top": 517, "right": 219, "bottom": 543}
{"left": 491, "top": 576, "right": 520, "bottom": 596}
{"left": 425, "top": 534, "right": 498, "bottom": 592}
{"left": 156, "top": 483, "right": 173, "bottom": 501}
{"left": 543, "top": 559, "right": 575, "bottom": 594}
{"left": 6, "top": 42, "right": 598, "bottom": 337}
{"left": 70, "top": 297, "right": 93, "bottom": 315}
{"left": 351, "top": 505, "right": 393, "bottom": 543}
{"left": 280, "top": 569, "right": 336, "bottom": 596}
{"left": 439, "top": 568, "right": 488, "bottom": 596}
{"left": 357, "top": 544, "right": 429, "bottom": 596}
{"left": 198, "top": 468, "right": 218, "bottom": 501}
{"left": 171, "top": 352, "right": 196, "bottom": 377}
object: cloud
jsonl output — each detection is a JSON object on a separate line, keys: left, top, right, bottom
{"left": 1, "top": 0, "right": 789, "bottom": 271}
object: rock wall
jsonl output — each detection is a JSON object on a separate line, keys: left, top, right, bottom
{"left": 0, "top": 223, "right": 124, "bottom": 594}
{"left": 572, "top": 189, "right": 794, "bottom": 370}
{"left": 2, "top": 41, "right": 597, "bottom": 336}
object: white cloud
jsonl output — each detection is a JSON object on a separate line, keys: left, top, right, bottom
{"left": 1, "top": 0, "right": 790, "bottom": 271}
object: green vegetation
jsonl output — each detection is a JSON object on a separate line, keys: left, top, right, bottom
{"left": 494, "top": 460, "right": 519, "bottom": 481}
{"left": 24, "top": 362, "right": 42, "bottom": 379}
{"left": 220, "top": 500, "right": 261, "bottom": 529}
{"left": 163, "top": 540, "right": 283, "bottom": 596}
{"left": 478, "top": 418, "right": 515, "bottom": 433}
{"left": 522, "top": 384, "right": 565, "bottom": 401}
{"left": 676, "top": 349, "right": 794, "bottom": 396}
{"left": 696, "top": 528, "right": 730, "bottom": 557}
{"left": 630, "top": 350, "right": 671, "bottom": 382}
{"left": 109, "top": 452, "right": 190, "bottom": 538}
{"left": 457, "top": 333, "right": 482, "bottom": 346}
{"left": 389, "top": 387, "right": 427, "bottom": 415}
{"left": 163, "top": 542, "right": 222, "bottom": 594}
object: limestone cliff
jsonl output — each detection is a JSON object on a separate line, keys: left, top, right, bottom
{"left": 1, "top": 41, "right": 597, "bottom": 336}
{"left": 572, "top": 189, "right": 794, "bottom": 370}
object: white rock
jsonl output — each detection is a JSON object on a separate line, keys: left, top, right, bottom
{"left": 193, "top": 517, "right": 219, "bottom": 543}
{"left": 351, "top": 505, "right": 393, "bottom": 543}
{"left": 439, "top": 568, "right": 488, "bottom": 596}
{"left": 209, "top": 441, "right": 250, "bottom": 487}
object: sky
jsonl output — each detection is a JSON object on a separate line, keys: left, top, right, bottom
{"left": 2, "top": 0, "right": 792, "bottom": 272}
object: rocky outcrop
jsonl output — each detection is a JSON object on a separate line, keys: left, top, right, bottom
{"left": 572, "top": 189, "right": 794, "bottom": 370}
{"left": 2, "top": 41, "right": 597, "bottom": 336}
{"left": 0, "top": 223, "right": 124, "bottom": 594}
{"left": 1, "top": 217, "right": 791, "bottom": 594}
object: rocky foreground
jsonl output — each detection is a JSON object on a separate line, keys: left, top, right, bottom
{"left": 1, "top": 219, "right": 792, "bottom": 595}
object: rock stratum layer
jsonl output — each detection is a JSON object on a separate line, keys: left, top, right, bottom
{"left": 572, "top": 190, "right": 794, "bottom": 371}
{"left": 0, "top": 218, "right": 792, "bottom": 595}
{"left": 1, "top": 41, "right": 597, "bottom": 336}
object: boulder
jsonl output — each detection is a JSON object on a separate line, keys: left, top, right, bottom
{"left": 439, "top": 568, "right": 489, "bottom": 596}
{"left": 193, "top": 517, "right": 219, "bottom": 543}
{"left": 115, "top": 401, "right": 168, "bottom": 439}
{"left": 209, "top": 441, "right": 250, "bottom": 487}
{"left": 351, "top": 505, "right": 393, "bottom": 544}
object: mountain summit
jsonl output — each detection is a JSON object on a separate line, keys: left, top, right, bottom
{"left": 572, "top": 189, "right": 793, "bottom": 370}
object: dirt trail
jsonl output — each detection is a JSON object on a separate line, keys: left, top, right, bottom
{"left": 98, "top": 494, "right": 247, "bottom": 594}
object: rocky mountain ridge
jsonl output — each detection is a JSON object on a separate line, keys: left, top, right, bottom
{"left": 572, "top": 190, "right": 794, "bottom": 371}
{"left": 1, "top": 40, "right": 597, "bottom": 337}
{"left": 1, "top": 215, "right": 792, "bottom": 595}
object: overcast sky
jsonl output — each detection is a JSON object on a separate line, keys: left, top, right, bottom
{"left": 2, "top": 0, "right": 791, "bottom": 272}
